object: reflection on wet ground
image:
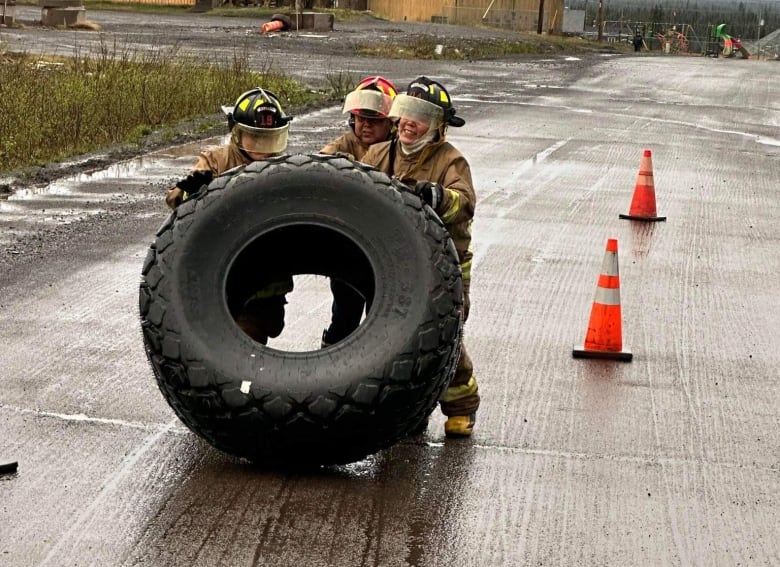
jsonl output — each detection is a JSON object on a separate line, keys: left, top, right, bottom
{"left": 0, "top": 144, "right": 207, "bottom": 251}
{"left": 0, "top": 107, "right": 348, "bottom": 253}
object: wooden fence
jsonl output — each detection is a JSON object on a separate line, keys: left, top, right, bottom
{"left": 104, "top": 0, "right": 195, "bottom": 5}
{"left": 97, "top": 0, "right": 364, "bottom": 7}
{"left": 95, "top": 0, "right": 564, "bottom": 32}
{"left": 367, "top": 0, "right": 565, "bottom": 32}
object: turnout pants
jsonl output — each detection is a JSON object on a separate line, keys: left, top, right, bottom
{"left": 440, "top": 283, "right": 480, "bottom": 417}
{"left": 322, "top": 279, "right": 368, "bottom": 345}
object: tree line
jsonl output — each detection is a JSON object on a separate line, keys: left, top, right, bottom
{"left": 569, "top": 1, "right": 778, "bottom": 39}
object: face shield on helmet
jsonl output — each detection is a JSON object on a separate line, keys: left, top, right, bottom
{"left": 344, "top": 76, "right": 398, "bottom": 135}
{"left": 342, "top": 89, "right": 394, "bottom": 119}
{"left": 388, "top": 94, "right": 444, "bottom": 127}
{"left": 232, "top": 122, "right": 288, "bottom": 154}
{"left": 403, "top": 76, "right": 466, "bottom": 129}
{"left": 227, "top": 88, "right": 292, "bottom": 155}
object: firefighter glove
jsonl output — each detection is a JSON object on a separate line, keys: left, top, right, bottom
{"left": 175, "top": 169, "right": 214, "bottom": 196}
{"left": 415, "top": 180, "right": 443, "bottom": 210}
{"left": 165, "top": 187, "right": 185, "bottom": 210}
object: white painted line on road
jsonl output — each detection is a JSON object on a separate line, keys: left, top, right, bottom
{"left": 38, "top": 417, "right": 183, "bottom": 567}
{"left": 509, "top": 138, "right": 570, "bottom": 184}
{"left": 2, "top": 404, "right": 188, "bottom": 434}
{"left": 469, "top": 138, "right": 571, "bottom": 271}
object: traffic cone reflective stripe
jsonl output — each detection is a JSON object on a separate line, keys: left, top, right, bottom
{"left": 573, "top": 238, "right": 632, "bottom": 361}
{"left": 619, "top": 149, "right": 666, "bottom": 222}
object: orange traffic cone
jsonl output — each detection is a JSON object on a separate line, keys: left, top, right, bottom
{"left": 573, "top": 238, "right": 632, "bottom": 361}
{"left": 619, "top": 149, "right": 666, "bottom": 222}
{"left": 260, "top": 19, "right": 285, "bottom": 33}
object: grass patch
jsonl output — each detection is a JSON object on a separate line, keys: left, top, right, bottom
{"left": 0, "top": 42, "right": 325, "bottom": 173}
{"left": 356, "top": 34, "right": 626, "bottom": 60}
{"left": 323, "top": 68, "right": 358, "bottom": 99}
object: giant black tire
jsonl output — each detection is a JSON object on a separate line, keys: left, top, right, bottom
{"left": 139, "top": 154, "right": 463, "bottom": 466}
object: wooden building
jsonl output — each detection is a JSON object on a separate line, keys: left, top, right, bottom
{"left": 366, "top": 0, "right": 566, "bottom": 33}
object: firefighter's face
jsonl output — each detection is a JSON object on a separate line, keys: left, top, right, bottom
{"left": 240, "top": 132, "right": 274, "bottom": 161}
{"left": 354, "top": 114, "right": 392, "bottom": 145}
{"left": 398, "top": 117, "right": 430, "bottom": 145}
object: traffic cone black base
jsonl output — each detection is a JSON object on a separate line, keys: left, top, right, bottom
{"left": 573, "top": 345, "right": 633, "bottom": 361}
{"left": 619, "top": 213, "right": 666, "bottom": 222}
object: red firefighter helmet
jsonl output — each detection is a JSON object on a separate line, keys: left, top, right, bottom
{"left": 356, "top": 76, "right": 397, "bottom": 99}
{"left": 342, "top": 75, "right": 398, "bottom": 119}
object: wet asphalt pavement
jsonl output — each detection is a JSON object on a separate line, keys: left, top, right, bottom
{"left": 1, "top": 8, "right": 780, "bottom": 567}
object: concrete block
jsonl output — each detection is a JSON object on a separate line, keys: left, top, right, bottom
{"left": 289, "top": 12, "right": 334, "bottom": 32}
{"left": 1, "top": 3, "right": 17, "bottom": 25}
{"left": 190, "top": 0, "right": 222, "bottom": 13}
{"left": 41, "top": 6, "right": 85, "bottom": 26}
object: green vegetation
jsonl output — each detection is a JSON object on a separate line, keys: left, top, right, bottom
{"left": 0, "top": 44, "right": 321, "bottom": 173}
{"left": 0, "top": 3, "right": 623, "bottom": 176}
{"left": 323, "top": 68, "right": 359, "bottom": 99}
{"left": 357, "top": 34, "right": 625, "bottom": 60}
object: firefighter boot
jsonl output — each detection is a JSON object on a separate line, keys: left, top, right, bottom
{"left": 444, "top": 414, "right": 476, "bottom": 438}
{"left": 440, "top": 356, "right": 479, "bottom": 439}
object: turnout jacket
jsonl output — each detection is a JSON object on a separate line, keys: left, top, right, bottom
{"left": 319, "top": 130, "right": 370, "bottom": 161}
{"left": 361, "top": 138, "right": 475, "bottom": 286}
{"left": 192, "top": 139, "right": 253, "bottom": 176}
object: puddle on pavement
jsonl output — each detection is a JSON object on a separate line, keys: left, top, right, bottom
{"left": 0, "top": 140, "right": 211, "bottom": 250}
{"left": 0, "top": 105, "right": 343, "bottom": 250}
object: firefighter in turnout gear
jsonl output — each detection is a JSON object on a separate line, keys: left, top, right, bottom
{"left": 320, "top": 75, "right": 398, "bottom": 161}
{"left": 164, "top": 87, "right": 294, "bottom": 345}
{"left": 319, "top": 76, "right": 398, "bottom": 347}
{"left": 362, "top": 76, "right": 479, "bottom": 438}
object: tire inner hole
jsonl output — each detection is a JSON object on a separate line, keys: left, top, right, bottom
{"left": 225, "top": 223, "right": 376, "bottom": 351}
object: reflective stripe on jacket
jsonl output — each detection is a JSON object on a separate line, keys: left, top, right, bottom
{"left": 362, "top": 139, "right": 475, "bottom": 281}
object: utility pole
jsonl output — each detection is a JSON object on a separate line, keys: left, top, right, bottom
{"left": 597, "top": 0, "right": 604, "bottom": 42}
{"left": 537, "top": 0, "right": 545, "bottom": 35}
{"left": 584, "top": 0, "right": 588, "bottom": 31}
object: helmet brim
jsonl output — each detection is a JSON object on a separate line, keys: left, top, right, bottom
{"left": 342, "top": 90, "right": 393, "bottom": 118}
{"left": 388, "top": 94, "right": 444, "bottom": 125}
